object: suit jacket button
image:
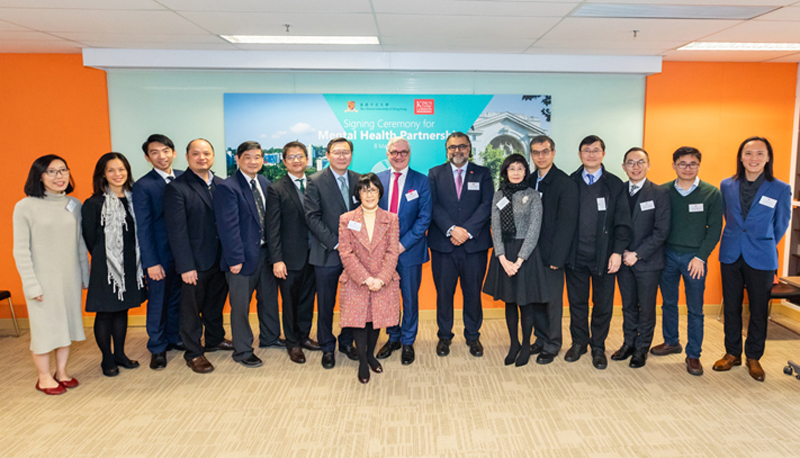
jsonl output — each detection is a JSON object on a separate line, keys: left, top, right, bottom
{"left": 743, "top": 229, "right": 747, "bottom": 232}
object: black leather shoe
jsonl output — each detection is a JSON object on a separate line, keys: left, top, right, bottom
{"left": 205, "top": 339, "right": 234, "bottom": 352}
{"left": 536, "top": 351, "right": 556, "bottom": 365}
{"left": 299, "top": 338, "right": 321, "bottom": 351}
{"left": 150, "top": 352, "right": 167, "bottom": 370}
{"left": 166, "top": 341, "right": 186, "bottom": 351}
{"left": 237, "top": 354, "right": 263, "bottom": 368}
{"left": 436, "top": 338, "right": 451, "bottom": 357}
{"left": 564, "top": 344, "right": 587, "bottom": 362}
{"left": 611, "top": 344, "right": 635, "bottom": 361}
{"left": 629, "top": 349, "right": 647, "bottom": 368}
{"left": 321, "top": 351, "right": 335, "bottom": 369}
{"left": 467, "top": 339, "right": 484, "bottom": 357}
{"left": 288, "top": 347, "right": 306, "bottom": 364}
{"left": 259, "top": 338, "right": 286, "bottom": 349}
{"left": 102, "top": 365, "right": 119, "bottom": 377}
{"left": 530, "top": 342, "right": 544, "bottom": 355}
{"left": 592, "top": 349, "right": 607, "bottom": 370}
{"left": 339, "top": 344, "right": 359, "bottom": 361}
{"left": 401, "top": 345, "right": 415, "bottom": 365}
{"left": 114, "top": 357, "right": 140, "bottom": 369}
{"left": 377, "top": 341, "right": 401, "bottom": 359}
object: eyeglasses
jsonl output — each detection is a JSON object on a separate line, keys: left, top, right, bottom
{"left": 580, "top": 149, "right": 604, "bottom": 155}
{"left": 329, "top": 150, "right": 352, "bottom": 157}
{"left": 360, "top": 187, "right": 380, "bottom": 196}
{"left": 286, "top": 154, "right": 306, "bottom": 161}
{"left": 388, "top": 150, "right": 410, "bottom": 157}
{"left": 676, "top": 162, "right": 699, "bottom": 170}
{"left": 625, "top": 160, "right": 647, "bottom": 168}
{"left": 44, "top": 168, "right": 70, "bottom": 177}
{"left": 447, "top": 144, "right": 470, "bottom": 152}
{"left": 530, "top": 148, "right": 551, "bottom": 157}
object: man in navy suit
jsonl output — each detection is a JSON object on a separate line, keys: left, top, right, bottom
{"left": 304, "top": 137, "right": 361, "bottom": 369}
{"left": 214, "top": 141, "right": 282, "bottom": 368}
{"left": 374, "top": 137, "right": 432, "bottom": 365}
{"left": 164, "top": 139, "right": 231, "bottom": 374}
{"left": 428, "top": 132, "right": 494, "bottom": 358}
{"left": 133, "top": 134, "right": 185, "bottom": 370}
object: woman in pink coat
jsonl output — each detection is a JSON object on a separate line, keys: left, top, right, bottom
{"left": 338, "top": 173, "right": 401, "bottom": 383}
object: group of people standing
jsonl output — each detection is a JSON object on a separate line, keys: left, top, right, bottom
{"left": 12, "top": 130, "right": 791, "bottom": 393}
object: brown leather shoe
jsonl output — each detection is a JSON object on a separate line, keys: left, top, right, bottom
{"left": 746, "top": 358, "right": 765, "bottom": 382}
{"left": 300, "top": 338, "right": 321, "bottom": 351}
{"left": 712, "top": 353, "right": 742, "bottom": 371}
{"left": 685, "top": 357, "right": 703, "bottom": 376}
{"left": 650, "top": 342, "right": 683, "bottom": 356}
{"left": 288, "top": 347, "right": 306, "bottom": 364}
{"left": 186, "top": 355, "right": 214, "bottom": 373}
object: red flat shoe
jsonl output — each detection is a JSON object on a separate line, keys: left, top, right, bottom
{"left": 36, "top": 380, "right": 66, "bottom": 395}
{"left": 55, "top": 376, "right": 79, "bottom": 389}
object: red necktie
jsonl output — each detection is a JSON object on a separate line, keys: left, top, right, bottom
{"left": 455, "top": 169, "right": 463, "bottom": 200}
{"left": 390, "top": 172, "right": 401, "bottom": 214}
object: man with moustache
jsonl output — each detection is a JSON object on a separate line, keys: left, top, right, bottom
{"left": 305, "top": 137, "right": 361, "bottom": 369}
{"left": 374, "top": 137, "right": 432, "bottom": 365}
{"left": 164, "top": 138, "right": 232, "bottom": 374}
{"left": 612, "top": 147, "right": 670, "bottom": 369}
{"left": 214, "top": 141, "right": 283, "bottom": 368}
{"left": 267, "top": 141, "right": 321, "bottom": 365}
{"left": 526, "top": 135, "right": 578, "bottom": 365}
{"left": 132, "top": 134, "right": 184, "bottom": 370}
{"left": 565, "top": 135, "right": 632, "bottom": 370}
{"left": 428, "top": 132, "right": 494, "bottom": 358}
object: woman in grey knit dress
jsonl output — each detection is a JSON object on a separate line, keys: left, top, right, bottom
{"left": 483, "top": 154, "right": 549, "bottom": 367}
{"left": 13, "top": 155, "right": 89, "bottom": 395}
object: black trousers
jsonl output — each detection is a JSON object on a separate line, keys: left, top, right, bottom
{"left": 180, "top": 265, "right": 229, "bottom": 361}
{"left": 431, "top": 247, "right": 488, "bottom": 341}
{"left": 721, "top": 255, "right": 773, "bottom": 360}
{"left": 617, "top": 266, "right": 660, "bottom": 351}
{"left": 533, "top": 266, "right": 565, "bottom": 354}
{"left": 565, "top": 264, "right": 616, "bottom": 351}
{"left": 280, "top": 259, "right": 316, "bottom": 349}
{"left": 315, "top": 265, "right": 354, "bottom": 353}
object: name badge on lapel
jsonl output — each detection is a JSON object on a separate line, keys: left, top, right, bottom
{"left": 759, "top": 196, "right": 777, "bottom": 208}
{"left": 640, "top": 200, "right": 655, "bottom": 211}
{"left": 689, "top": 203, "right": 704, "bottom": 213}
{"left": 406, "top": 190, "right": 419, "bottom": 201}
{"left": 468, "top": 182, "right": 480, "bottom": 191}
{"left": 496, "top": 197, "right": 510, "bottom": 210}
{"left": 596, "top": 197, "right": 606, "bottom": 211}
{"left": 347, "top": 220, "right": 362, "bottom": 231}
{"left": 65, "top": 200, "right": 76, "bottom": 213}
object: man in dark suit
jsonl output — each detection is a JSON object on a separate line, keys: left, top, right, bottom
{"left": 164, "top": 138, "right": 231, "bottom": 374}
{"left": 133, "top": 134, "right": 185, "bottom": 370}
{"left": 527, "top": 135, "right": 578, "bottom": 365}
{"left": 428, "top": 132, "right": 494, "bottom": 358}
{"left": 374, "top": 137, "right": 432, "bottom": 365}
{"left": 612, "top": 147, "right": 670, "bottom": 368}
{"left": 214, "top": 141, "right": 282, "bottom": 369}
{"left": 565, "top": 135, "right": 632, "bottom": 370}
{"left": 267, "top": 141, "right": 320, "bottom": 365}
{"left": 304, "top": 137, "right": 361, "bottom": 369}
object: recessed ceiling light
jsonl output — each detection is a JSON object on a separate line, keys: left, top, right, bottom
{"left": 678, "top": 42, "right": 800, "bottom": 51}
{"left": 574, "top": 4, "right": 776, "bottom": 20}
{"left": 221, "top": 35, "right": 379, "bottom": 45}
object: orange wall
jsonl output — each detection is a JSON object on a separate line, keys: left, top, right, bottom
{"left": 643, "top": 61, "right": 797, "bottom": 307}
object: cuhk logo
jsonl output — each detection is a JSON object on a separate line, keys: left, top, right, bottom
{"left": 345, "top": 101, "right": 357, "bottom": 112}
{"left": 414, "top": 99, "right": 434, "bottom": 115}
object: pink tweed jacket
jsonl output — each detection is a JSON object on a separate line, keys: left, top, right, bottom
{"left": 338, "top": 206, "right": 400, "bottom": 329}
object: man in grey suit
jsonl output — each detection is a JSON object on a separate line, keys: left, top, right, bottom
{"left": 304, "top": 137, "right": 361, "bottom": 369}
{"left": 613, "top": 147, "right": 670, "bottom": 368}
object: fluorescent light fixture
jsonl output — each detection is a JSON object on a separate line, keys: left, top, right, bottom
{"left": 678, "top": 42, "right": 800, "bottom": 51}
{"left": 574, "top": 4, "right": 776, "bottom": 20}
{"left": 221, "top": 35, "right": 379, "bottom": 45}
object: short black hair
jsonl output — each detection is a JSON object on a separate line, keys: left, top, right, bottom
{"left": 141, "top": 134, "right": 175, "bottom": 157}
{"left": 92, "top": 152, "right": 134, "bottom": 195}
{"left": 186, "top": 138, "right": 215, "bottom": 154}
{"left": 353, "top": 173, "right": 384, "bottom": 203}
{"left": 236, "top": 141, "right": 262, "bottom": 158}
{"left": 499, "top": 153, "right": 530, "bottom": 183}
{"left": 623, "top": 147, "right": 649, "bottom": 162}
{"left": 446, "top": 131, "right": 472, "bottom": 150}
{"left": 530, "top": 135, "right": 555, "bottom": 151}
{"left": 735, "top": 136, "right": 774, "bottom": 182}
{"left": 282, "top": 141, "right": 308, "bottom": 160}
{"left": 24, "top": 154, "right": 75, "bottom": 197}
{"left": 672, "top": 146, "right": 701, "bottom": 163}
{"left": 326, "top": 137, "right": 353, "bottom": 154}
{"left": 579, "top": 135, "right": 605, "bottom": 152}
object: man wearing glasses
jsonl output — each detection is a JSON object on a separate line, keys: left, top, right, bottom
{"left": 612, "top": 147, "right": 670, "bottom": 369}
{"left": 428, "top": 132, "right": 494, "bottom": 358}
{"left": 526, "top": 135, "right": 578, "bottom": 365}
{"left": 565, "top": 135, "right": 632, "bottom": 370}
{"left": 375, "top": 137, "right": 432, "bottom": 365}
{"left": 651, "top": 147, "right": 722, "bottom": 376}
{"left": 305, "top": 137, "right": 361, "bottom": 369}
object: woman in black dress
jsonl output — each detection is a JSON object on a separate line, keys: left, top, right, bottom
{"left": 82, "top": 152, "right": 146, "bottom": 377}
{"left": 483, "top": 154, "right": 549, "bottom": 367}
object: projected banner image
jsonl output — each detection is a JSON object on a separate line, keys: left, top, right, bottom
{"left": 223, "top": 93, "right": 551, "bottom": 182}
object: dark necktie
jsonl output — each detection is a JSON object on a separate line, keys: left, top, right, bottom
{"left": 251, "top": 179, "right": 265, "bottom": 233}
{"left": 166, "top": 176, "right": 174, "bottom": 183}
{"left": 296, "top": 178, "right": 305, "bottom": 194}
{"left": 630, "top": 184, "right": 638, "bottom": 196}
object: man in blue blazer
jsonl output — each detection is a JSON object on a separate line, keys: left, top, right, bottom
{"left": 374, "top": 137, "right": 432, "bottom": 365}
{"left": 214, "top": 141, "right": 282, "bottom": 369}
{"left": 164, "top": 138, "right": 231, "bottom": 374}
{"left": 133, "top": 134, "right": 184, "bottom": 370}
{"left": 428, "top": 132, "right": 494, "bottom": 358}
